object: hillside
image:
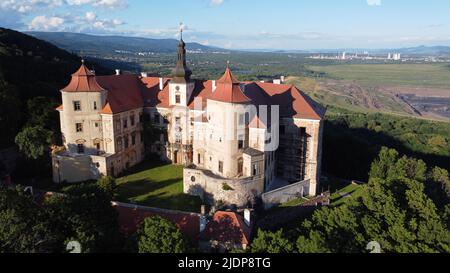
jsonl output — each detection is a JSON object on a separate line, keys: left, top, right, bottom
{"left": 0, "top": 27, "right": 109, "bottom": 149}
{"left": 27, "top": 32, "right": 223, "bottom": 56}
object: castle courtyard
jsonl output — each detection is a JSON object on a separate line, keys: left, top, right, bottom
{"left": 116, "top": 160, "right": 202, "bottom": 212}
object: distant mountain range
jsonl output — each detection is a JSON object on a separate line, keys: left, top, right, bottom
{"left": 27, "top": 32, "right": 226, "bottom": 56}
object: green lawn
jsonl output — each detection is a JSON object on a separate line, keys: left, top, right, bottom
{"left": 308, "top": 63, "right": 450, "bottom": 88}
{"left": 116, "top": 161, "right": 202, "bottom": 213}
{"left": 330, "top": 183, "right": 363, "bottom": 207}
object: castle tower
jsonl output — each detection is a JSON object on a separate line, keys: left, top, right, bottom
{"left": 169, "top": 27, "right": 195, "bottom": 107}
{"left": 58, "top": 60, "right": 107, "bottom": 155}
{"left": 203, "top": 66, "right": 257, "bottom": 178}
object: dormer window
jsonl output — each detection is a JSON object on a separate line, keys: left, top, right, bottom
{"left": 73, "top": 101, "right": 81, "bottom": 111}
{"left": 175, "top": 94, "right": 181, "bottom": 104}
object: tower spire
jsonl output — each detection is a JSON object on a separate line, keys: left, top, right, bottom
{"left": 171, "top": 22, "right": 192, "bottom": 83}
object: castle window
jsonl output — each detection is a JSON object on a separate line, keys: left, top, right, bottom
{"left": 75, "top": 123, "right": 83, "bottom": 133}
{"left": 238, "top": 135, "right": 244, "bottom": 149}
{"left": 153, "top": 113, "right": 160, "bottom": 124}
{"left": 123, "top": 118, "right": 128, "bottom": 129}
{"left": 253, "top": 164, "right": 258, "bottom": 176}
{"left": 175, "top": 94, "right": 181, "bottom": 104}
{"left": 116, "top": 137, "right": 122, "bottom": 151}
{"left": 130, "top": 115, "right": 135, "bottom": 126}
{"left": 238, "top": 158, "right": 243, "bottom": 174}
{"left": 239, "top": 114, "right": 245, "bottom": 126}
{"left": 73, "top": 101, "right": 81, "bottom": 111}
{"left": 218, "top": 161, "right": 224, "bottom": 174}
{"left": 175, "top": 117, "right": 181, "bottom": 125}
{"left": 131, "top": 133, "right": 136, "bottom": 146}
{"left": 77, "top": 144, "right": 85, "bottom": 154}
{"left": 198, "top": 153, "right": 201, "bottom": 164}
{"left": 124, "top": 135, "right": 129, "bottom": 149}
{"left": 93, "top": 101, "right": 97, "bottom": 110}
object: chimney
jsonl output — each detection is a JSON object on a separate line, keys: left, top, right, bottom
{"left": 159, "top": 77, "right": 164, "bottom": 90}
{"left": 244, "top": 209, "right": 251, "bottom": 227}
{"left": 212, "top": 80, "right": 217, "bottom": 92}
{"left": 115, "top": 69, "right": 121, "bottom": 76}
{"left": 280, "top": 76, "right": 285, "bottom": 83}
{"left": 141, "top": 72, "right": 148, "bottom": 77}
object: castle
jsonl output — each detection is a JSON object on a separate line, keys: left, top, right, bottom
{"left": 52, "top": 35, "right": 325, "bottom": 207}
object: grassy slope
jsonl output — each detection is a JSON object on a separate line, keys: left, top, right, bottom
{"left": 116, "top": 161, "right": 202, "bottom": 213}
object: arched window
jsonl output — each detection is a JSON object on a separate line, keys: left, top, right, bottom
{"left": 175, "top": 93, "right": 181, "bottom": 104}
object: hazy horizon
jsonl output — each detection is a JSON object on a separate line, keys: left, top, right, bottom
{"left": 2, "top": 0, "right": 450, "bottom": 50}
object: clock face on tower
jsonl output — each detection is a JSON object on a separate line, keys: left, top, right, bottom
{"left": 175, "top": 86, "right": 180, "bottom": 91}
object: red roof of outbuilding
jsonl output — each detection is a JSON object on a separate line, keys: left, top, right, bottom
{"left": 113, "top": 202, "right": 200, "bottom": 244}
{"left": 200, "top": 211, "right": 251, "bottom": 245}
{"left": 61, "top": 62, "right": 105, "bottom": 93}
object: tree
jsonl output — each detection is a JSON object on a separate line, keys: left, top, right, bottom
{"left": 44, "top": 184, "right": 123, "bottom": 253}
{"left": 15, "top": 125, "right": 53, "bottom": 160}
{"left": 0, "top": 186, "right": 58, "bottom": 253}
{"left": 97, "top": 176, "right": 117, "bottom": 199}
{"left": 294, "top": 147, "right": 450, "bottom": 253}
{"left": 251, "top": 229, "right": 293, "bottom": 253}
{"left": 135, "top": 216, "right": 189, "bottom": 253}
{"left": 0, "top": 76, "right": 21, "bottom": 149}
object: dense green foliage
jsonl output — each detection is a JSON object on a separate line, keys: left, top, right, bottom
{"left": 96, "top": 176, "right": 117, "bottom": 199}
{"left": 15, "top": 126, "right": 53, "bottom": 160}
{"left": 323, "top": 109, "right": 450, "bottom": 181}
{"left": 0, "top": 182, "right": 123, "bottom": 253}
{"left": 0, "top": 186, "right": 58, "bottom": 253}
{"left": 251, "top": 229, "right": 293, "bottom": 253}
{"left": 134, "top": 216, "right": 190, "bottom": 253}
{"left": 252, "top": 148, "right": 450, "bottom": 253}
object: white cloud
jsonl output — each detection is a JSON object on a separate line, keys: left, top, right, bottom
{"left": 209, "top": 0, "right": 224, "bottom": 7}
{"left": 0, "top": 0, "right": 64, "bottom": 13}
{"left": 67, "top": 0, "right": 127, "bottom": 9}
{"left": 85, "top": 11, "right": 97, "bottom": 21}
{"left": 28, "top": 15, "right": 64, "bottom": 31}
{"left": 367, "top": 0, "right": 381, "bottom": 6}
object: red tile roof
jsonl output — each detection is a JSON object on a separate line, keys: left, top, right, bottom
{"left": 200, "top": 211, "right": 251, "bottom": 245}
{"left": 96, "top": 74, "right": 144, "bottom": 115}
{"left": 61, "top": 63, "right": 105, "bottom": 93}
{"left": 208, "top": 68, "right": 251, "bottom": 104}
{"left": 113, "top": 202, "right": 200, "bottom": 244}
{"left": 60, "top": 65, "right": 324, "bottom": 120}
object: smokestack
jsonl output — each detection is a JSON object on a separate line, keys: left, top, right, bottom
{"left": 159, "top": 78, "right": 164, "bottom": 90}
{"left": 115, "top": 69, "right": 121, "bottom": 76}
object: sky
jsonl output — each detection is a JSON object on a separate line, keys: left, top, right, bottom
{"left": 1, "top": 0, "right": 450, "bottom": 50}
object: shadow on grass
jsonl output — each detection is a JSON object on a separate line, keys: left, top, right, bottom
{"left": 117, "top": 178, "right": 181, "bottom": 199}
